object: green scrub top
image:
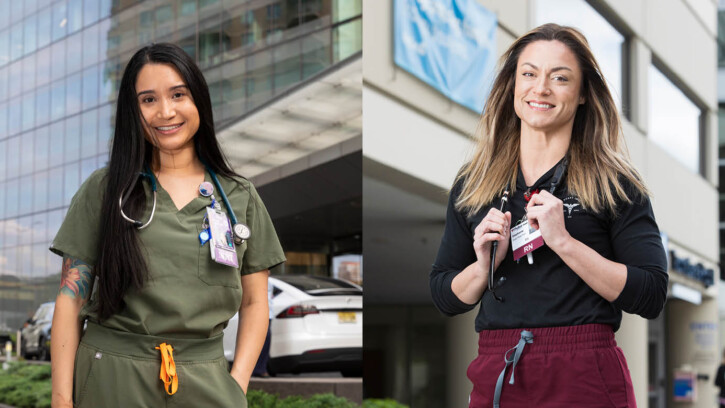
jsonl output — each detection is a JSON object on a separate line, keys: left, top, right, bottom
{"left": 50, "top": 168, "right": 286, "bottom": 338}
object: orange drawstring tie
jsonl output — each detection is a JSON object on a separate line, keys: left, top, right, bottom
{"left": 155, "top": 343, "right": 178, "bottom": 395}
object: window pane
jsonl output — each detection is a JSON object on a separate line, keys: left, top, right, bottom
{"left": 33, "top": 171, "right": 48, "bottom": 212}
{"left": 6, "top": 136, "right": 18, "bottom": 179}
{"left": 66, "top": 72, "right": 82, "bottom": 115}
{"left": 19, "top": 131, "right": 34, "bottom": 176}
{"left": 37, "top": 7, "right": 51, "bottom": 49}
{"left": 7, "top": 95, "right": 19, "bottom": 135}
{"left": 51, "top": 40, "right": 65, "bottom": 81}
{"left": 81, "top": 108, "right": 98, "bottom": 158}
{"left": 0, "top": 139, "right": 6, "bottom": 181}
{"left": 535, "top": 0, "right": 625, "bottom": 112}
{"left": 98, "top": 103, "right": 112, "bottom": 154}
{"left": 0, "top": 1, "right": 8, "bottom": 32}
{"left": 8, "top": 59, "right": 20, "bottom": 98}
{"left": 82, "top": 64, "right": 99, "bottom": 110}
{"left": 10, "top": 22, "right": 22, "bottom": 61}
{"left": 52, "top": 0, "right": 68, "bottom": 42}
{"left": 648, "top": 65, "right": 701, "bottom": 174}
{"left": 81, "top": 157, "right": 96, "bottom": 181}
{"left": 68, "top": 0, "right": 83, "bottom": 33}
{"left": 274, "top": 40, "right": 301, "bottom": 92}
{"left": 245, "top": 49, "right": 272, "bottom": 111}
{"left": 35, "top": 125, "right": 49, "bottom": 172}
{"left": 0, "top": 29, "right": 8, "bottom": 67}
{"left": 333, "top": 18, "right": 361, "bottom": 63}
{"left": 6, "top": 178, "right": 18, "bottom": 217}
{"left": 23, "top": 14, "right": 37, "bottom": 56}
{"left": 50, "top": 80, "right": 66, "bottom": 121}
{"left": 47, "top": 209, "right": 62, "bottom": 242}
{"left": 332, "top": 0, "right": 361, "bottom": 23}
{"left": 0, "top": 66, "right": 6, "bottom": 99}
{"left": 63, "top": 162, "right": 79, "bottom": 205}
{"left": 199, "top": 12, "right": 221, "bottom": 68}
{"left": 19, "top": 175, "right": 31, "bottom": 216}
{"left": 83, "top": 0, "right": 99, "bottom": 27}
{"left": 0, "top": 102, "right": 6, "bottom": 137}
{"left": 66, "top": 31, "right": 82, "bottom": 74}
{"left": 82, "top": 23, "right": 99, "bottom": 67}
{"left": 301, "top": 30, "right": 329, "bottom": 79}
{"left": 100, "top": 0, "right": 111, "bottom": 19}
{"left": 21, "top": 92, "right": 35, "bottom": 132}
{"left": 23, "top": 53, "right": 37, "bottom": 91}
{"left": 49, "top": 121, "right": 64, "bottom": 168}
{"left": 36, "top": 46, "right": 50, "bottom": 87}
{"left": 64, "top": 114, "right": 80, "bottom": 161}
{"left": 48, "top": 167, "right": 63, "bottom": 208}
{"left": 35, "top": 84, "right": 50, "bottom": 126}
{"left": 155, "top": 4, "right": 174, "bottom": 39}
{"left": 100, "top": 57, "right": 120, "bottom": 103}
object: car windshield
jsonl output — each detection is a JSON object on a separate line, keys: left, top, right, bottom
{"left": 273, "top": 275, "right": 362, "bottom": 296}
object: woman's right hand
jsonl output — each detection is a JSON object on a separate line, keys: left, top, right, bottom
{"left": 473, "top": 208, "right": 512, "bottom": 275}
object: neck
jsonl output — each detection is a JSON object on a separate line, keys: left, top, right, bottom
{"left": 519, "top": 126, "right": 571, "bottom": 186}
{"left": 152, "top": 145, "right": 204, "bottom": 176}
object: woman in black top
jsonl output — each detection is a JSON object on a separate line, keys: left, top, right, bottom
{"left": 430, "top": 24, "right": 667, "bottom": 408}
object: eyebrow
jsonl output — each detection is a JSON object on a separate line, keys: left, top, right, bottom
{"left": 137, "top": 84, "right": 188, "bottom": 96}
{"left": 521, "top": 62, "right": 573, "bottom": 73}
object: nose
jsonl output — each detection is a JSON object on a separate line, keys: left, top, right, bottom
{"left": 533, "top": 76, "right": 550, "bottom": 96}
{"left": 157, "top": 97, "right": 176, "bottom": 119}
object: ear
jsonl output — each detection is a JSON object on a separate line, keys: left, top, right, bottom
{"left": 579, "top": 95, "right": 585, "bottom": 105}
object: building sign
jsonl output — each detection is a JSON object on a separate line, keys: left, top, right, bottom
{"left": 673, "top": 371, "right": 696, "bottom": 402}
{"left": 669, "top": 251, "right": 714, "bottom": 288}
{"left": 393, "top": 0, "right": 497, "bottom": 112}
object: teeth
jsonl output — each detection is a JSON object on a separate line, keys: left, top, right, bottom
{"left": 529, "top": 102, "right": 553, "bottom": 109}
{"left": 156, "top": 124, "right": 182, "bottom": 131}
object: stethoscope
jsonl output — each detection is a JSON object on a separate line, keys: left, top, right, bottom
{"left": 119, "top": 166, "right": 251, "bottom": 244}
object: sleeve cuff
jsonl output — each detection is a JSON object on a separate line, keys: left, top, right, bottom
{"left": 612, "top": 265, "right": 643, "bottom": 311}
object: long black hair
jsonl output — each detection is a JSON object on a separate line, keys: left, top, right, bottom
{"left": 95, "top": 43, "right": 240, "bottom": 320}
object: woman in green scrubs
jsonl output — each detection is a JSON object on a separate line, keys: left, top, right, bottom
{"left": 49, "top": 43, "right": 285, "bottom": 407}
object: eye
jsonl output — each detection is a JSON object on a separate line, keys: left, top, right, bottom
{"left": 521, "top": 72, "right": 534, "bottom": 78}
{"left": 172, "top": 91, "right": 186, "bottom": 99}
{"left": 552, "top": 75, "right": 568, "bottom": 82}
{"left": 141, "top": 96, "right": 155, "bottom": 104}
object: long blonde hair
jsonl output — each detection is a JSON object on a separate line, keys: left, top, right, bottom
{"left": 456, "top": 23, "right": 647, "bottom": 216}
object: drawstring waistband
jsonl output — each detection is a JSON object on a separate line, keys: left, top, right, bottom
{"left": 493, "top": 330, "right": 534, "bottom": 408}
{"left": 155, "top": 343, "right": 178, "bottom": 395}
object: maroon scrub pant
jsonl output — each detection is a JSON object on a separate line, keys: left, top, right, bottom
{"left": 467, "top": 324, "right": 637, "bottom": 408}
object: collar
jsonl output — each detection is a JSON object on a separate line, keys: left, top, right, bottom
{"left": 515, "top": 156, "right": 568, "bottom": 193}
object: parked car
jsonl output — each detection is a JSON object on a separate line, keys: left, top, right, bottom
{"left": 223, "top": 275, "right": 362, "bottom": 376}
{"left": 21, "top": 301, "right": 54, "bottom": 360}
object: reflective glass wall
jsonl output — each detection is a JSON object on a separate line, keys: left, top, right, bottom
{"left": 0, "top": 0, "right": 361, "bottom": 333}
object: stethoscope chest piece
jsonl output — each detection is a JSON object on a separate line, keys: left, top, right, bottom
{"left": 233, "top": 223, "right": 251, "bottom": 245}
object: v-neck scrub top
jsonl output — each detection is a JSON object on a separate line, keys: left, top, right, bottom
{"left": 50, "top": 168, "right": 286, "bottom": 338}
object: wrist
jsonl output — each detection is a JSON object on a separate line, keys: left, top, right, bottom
{"left": 551, "top": 233, "right": 574, "bottom": 254}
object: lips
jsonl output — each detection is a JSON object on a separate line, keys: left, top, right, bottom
{"left": 527, "top": 101, "right": 555, "bottom": 110}
{"left": 154, "top": 122, "right": 185, "bottom": 134}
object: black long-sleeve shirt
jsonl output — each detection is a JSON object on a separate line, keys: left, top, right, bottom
{"left": 430, "top": 163, "right": 668, "bottom": 332}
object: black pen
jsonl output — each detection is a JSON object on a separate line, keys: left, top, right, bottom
{"left": 489, "top": 190, "right": 509, "bottom": 302}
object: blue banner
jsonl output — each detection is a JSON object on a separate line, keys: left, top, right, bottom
{"left": 394, "top": 0, "right": 497, "bottom": 113}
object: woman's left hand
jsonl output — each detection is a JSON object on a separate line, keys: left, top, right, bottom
{"left": 525, "top": 190, "right": 571, "bottom": 252}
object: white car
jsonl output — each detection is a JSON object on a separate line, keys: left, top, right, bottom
{"left": 223, "top": 275, "right": 363, "bottom": 376}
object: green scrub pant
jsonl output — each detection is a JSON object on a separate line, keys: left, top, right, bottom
{"left": 73, "top": 322, "right": 247, "bottom": 408}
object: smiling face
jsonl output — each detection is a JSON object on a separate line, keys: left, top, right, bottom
{"left": 135, "top": 63, "right": 200, "bottom": 154}
{"left": 513, "top": 40, "right": 584, "bottom": 136}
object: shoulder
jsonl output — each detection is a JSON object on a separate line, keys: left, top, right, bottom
{"left": 217, "top": 173, "right": 256, "bottom": 198}
{"left": 74, "top": 167, "right": 109, "bottom": 203}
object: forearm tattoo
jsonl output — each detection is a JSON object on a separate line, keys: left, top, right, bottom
{"left": 59, "top": 256, "right": 93, "bottom": 299}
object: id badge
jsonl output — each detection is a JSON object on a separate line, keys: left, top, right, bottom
{"left": 206, "top": 207, "right": 239, "bottom": 268}
{"left": 510, "top": 217, "right": 544, "bottom": 261}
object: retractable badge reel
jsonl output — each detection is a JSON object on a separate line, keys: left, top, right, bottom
{"left": 198, "top": 181, "right": 252, "bottom": 268}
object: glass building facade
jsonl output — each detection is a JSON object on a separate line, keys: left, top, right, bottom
{"left": 0, "top": 0, "right": 361, "bottom": 334}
